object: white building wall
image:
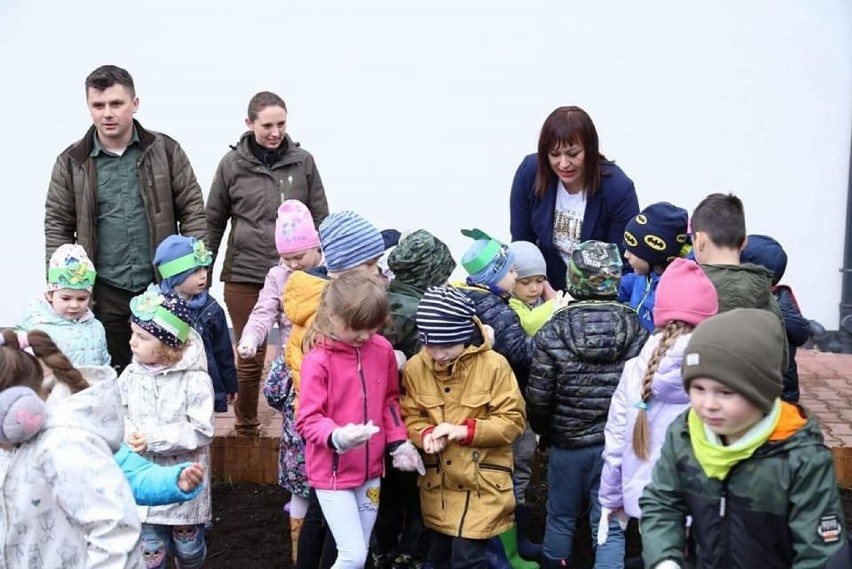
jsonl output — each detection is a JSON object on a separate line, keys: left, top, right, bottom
{"left": 1, "top": 0, "right": 850, "bottom": 327}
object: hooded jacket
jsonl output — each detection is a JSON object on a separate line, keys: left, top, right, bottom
{"left": 296, "top": 333, "right": 408, "bottom": 490}
{"left": 183, "top": 293, "right": 237, "bottom": 413}
{"left": 400, "top": 321, "right": 526, "bottom": 539}
{"left": 44, "top": 120, "right": 207, "bottom": 269}
{"left": 526, "top": 300, "right": 648, "bottom": 449}
{"left": 640, "top": 404, "right": 847, "bottom": 568}
{"left": 598, "top": 332, "right": 692, "bottom": 518}
{"left": 206, "top": 132, "right": 328, "bottom": 285}
{"left": 0, "top": 372, "right": 141, "bottom": 568}
{"left": 118, "top": 329, "right": 214, "bottom": 525}
{"left": 242, "top": 264, "right": 297, "bottom": 359}
{"left": 617, "top": 271, "right": 661, "bottom": 333}
{"left": 20, "top": 295, "right": 110, "bottom": 366}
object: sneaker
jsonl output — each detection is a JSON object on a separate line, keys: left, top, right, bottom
{"left": 392, "top": 554, "right": 425, "bottom": 569}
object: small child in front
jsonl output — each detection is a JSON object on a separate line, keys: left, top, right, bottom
{"left": 119, "top": 285, "right": 215, "bottom": 569}
{"left": 640, "top": 309, "right": 849, "bottom": 568}
{"left": 401, "top": 286, "right": 526, "bottom": 569}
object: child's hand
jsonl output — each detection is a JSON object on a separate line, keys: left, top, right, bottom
{"left": 431, "top": 422, "right": 468, "bottom": 442}
{"left": 597, "top": 507, "right": 628, "bottom": 545}
{"left": 178, "top": 462, "right": 205, "bottom": 493}
{"left": 541, "top": 280, "right": 557, "bottom": 301}
{"left": 482, "top": 325, "right": 495, "bottom": 346}
{"left": 237, "top": 338, "right": 258, "bottom": 359}
{"left": 127, "top": 431, "right": 147, "bottom": 453}
{"left": 422, "top": 432, "right": 447, "bottom": 454}
{"left": 390, "top": 441, "right": 425, "bottom": 475}
{"left": 332, "top": 421, "right": 380, "bottom": 452}
{"left": 227, "top": 392, "right": 238, "bottom": 405}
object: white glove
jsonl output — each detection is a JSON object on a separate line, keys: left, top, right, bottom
{"left": 331, "top": 420, "right": 380, "bottom": 453}
{"left": 597, "top": 507, "right": 628, "bottom": 546}
{"left": 237, "top": 336, "right": 258, "bottom": 359}
{"left": 390, "top": 441, "right": 425, "bottom": 475}
{"left": 394, "top": 350, "right": 407, "bottom": 372}
{"left": 482, "top": 325, "right": 495, "bottom": 346}
{"left": 654, "top": 561, "right": 681, "bottom": 569}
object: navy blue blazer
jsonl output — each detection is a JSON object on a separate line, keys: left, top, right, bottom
{"left": 509, "top": 153, "right": 639, "bottom": 290}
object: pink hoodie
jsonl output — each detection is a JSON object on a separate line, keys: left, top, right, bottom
{"left": 296, "top": 333, "right": 408, "bottom": 490}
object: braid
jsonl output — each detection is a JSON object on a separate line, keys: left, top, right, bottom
{"left": 0, "top": 330, "right": 42, "bottom": 392}
{"left": 632, "top": 321, "right": 692, "bottom": 461}
{"left": 25, "top": 330, "right": 89, "bottom": 394}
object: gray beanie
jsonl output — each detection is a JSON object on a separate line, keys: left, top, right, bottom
{"left": 509, "top": 241, "right": 547, "bottom": 280}
{"left": 682, "top": 308, "right": 784, "bottom": 413}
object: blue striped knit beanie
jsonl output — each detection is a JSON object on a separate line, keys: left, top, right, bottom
{"left": 319, "top": 211, "right": 386, "bottom": 273}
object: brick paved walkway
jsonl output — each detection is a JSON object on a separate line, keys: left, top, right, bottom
{"left": 212, "top": 349, "right": 852, "bottom": 485}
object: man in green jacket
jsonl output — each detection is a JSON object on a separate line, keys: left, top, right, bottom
{"left": 44, "top": 65, "right": 207, "bottom": 373}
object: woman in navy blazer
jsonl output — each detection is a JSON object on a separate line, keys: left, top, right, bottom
{"left": 510, "top": 106, "right": 639, "bottom": 291}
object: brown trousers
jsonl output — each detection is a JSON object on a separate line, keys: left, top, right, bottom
{"left": 223, "top": 282, "right": 268, "bottom": 431}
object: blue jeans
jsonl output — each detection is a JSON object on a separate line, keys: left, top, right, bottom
{"left": 140, "top": 523, "right": 206, "bottom": 569}
{"left": 544, "top": 445, "right": 624, "bottom": 567}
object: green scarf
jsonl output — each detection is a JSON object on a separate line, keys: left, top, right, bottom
{"left": 687, "top": 399, "right": 781, "bottom": 480}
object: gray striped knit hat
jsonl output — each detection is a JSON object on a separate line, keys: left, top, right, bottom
{"left": 416, "top": 286, "right": 476, "bottom": 346}
{"left": 319, "top": 211, "right": 386, "bottom": 273}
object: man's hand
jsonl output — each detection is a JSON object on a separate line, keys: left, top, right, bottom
{"left": 227, "top": 392, "right": 238, "bottom": 405}
{"left": 178, "top": 463, "right": 205, "bottom": 492}
{"left": 127, "top": 431, "right": 147, "bottom": 453}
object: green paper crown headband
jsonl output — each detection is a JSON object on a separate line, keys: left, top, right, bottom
{"left": 460, "top": 228, "right": 504, "bottom": 274}
{"left": 129, "top": 286, "right": 191, "bottom": 344}
{"left": 48, "top": 262, "right": 97, "bottom": 290}
{"left": 158, "top": 240, "right": 212, "bottom": 280}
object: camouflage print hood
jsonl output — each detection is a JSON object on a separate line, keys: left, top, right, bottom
{"left": 388, "top": 230, "right": 457, "bottom": 291}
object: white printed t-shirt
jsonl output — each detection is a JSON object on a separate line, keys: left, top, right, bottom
{"left": 552, "top": 182, "right": 587, "bottom": 266}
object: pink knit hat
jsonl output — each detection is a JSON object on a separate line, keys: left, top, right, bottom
{"left": 275, "top": 200, "right": 321, "bottom": 255}
{"left": 653, "top": 258, "right": 718, "bottom": 328}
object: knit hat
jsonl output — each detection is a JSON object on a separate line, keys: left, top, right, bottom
{"left": 47, "top": 244, "right": 96, "bottom": 292}
{"left": 740, "top": 234, "right": 787, "bottom": 285}
{"left": 682, "top": 308, "right": 784, "bottom": 413}
{"left": 319, "top": 211, "right": 386, "bottom": 273}
{"left": 381, "top": 229, "right": 402, "bottom": 250}
{"left": 275, "top": 200, "right": 321, "bottom": 255}
{"left": 509, "top": 241, "right": 547, "bottom": 279}
{"left": 388, "top": 230, "right": 457, "bottom": 290}
{"left": 416, "top": 286, "right": 477, "bottom": 346}
{"left": 129, "top": 284, "right": 192, "bottom": 348}
{"left": 653, "top": 258, "right": 719, "bottom": 328}
{"left": 567, "top": 240, "right": 622, "bottom": 299}
{"left": 153, "top": 235, "right": 212, "bottom": 288}
{"left": 623, "top": 202, "right": 690, "bottom": 266}
{"left": 460, "top": 229, "right": 515, "bottom": 287}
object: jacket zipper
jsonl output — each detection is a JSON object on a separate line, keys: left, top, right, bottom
{"left": 479, "top": 462, "right": 513, "bottom": 474}
{"left": 331, "top": 453, "right": 339, "bottom": 491}
{"left": 720, "top": 463, "right": 742, "bottom": 568}
{"left": 356, "top": 348, "right": 369, "bottom": 480}
{"left": 457, "top": 490, "right": 471, "bottom": 537}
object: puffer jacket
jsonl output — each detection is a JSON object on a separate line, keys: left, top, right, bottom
{"left": 617, "top": 271, "right": 660, "bottom": 333}
{"left": 400, "top": 321, "right": 526, "bottom": 539}
{"left": 184, "top": 293, "right": 238, "bottom": 412}
{"left": 453, "top": 283, "right": 535, "bottom": 391}
{"left": 44, "top": 120, "right": 207, "bottom": 267}
{"left": 206, "top": 132, "right": 328, "bottom": 284}
{"left": 775, "top": 285, "right": 811, "bottom": 402}
{"left": 296, "top": 334, "right": 408, "bottom": 490}
{"left": 118, "top": 330, "right": 214, "bottom": 525}
{"left": 598, "top": 332, "right": 691, "bottom": 519}
{"left": 282, "top": 268, "right": 329, "bottom": 394}
{"left": 0, "top": 371, "right": 141, "bottom": 569}
{"left": 640, "top": 405, "right": 847, "bottom": 568}
{"left": 20, "top": 295, "right": 110, "bottom": 366}
{"left": 702, "top": 263, "right": 789, "bottom": 371}
{"left": 526, "top": 300, "right": 647, "bottom": 449}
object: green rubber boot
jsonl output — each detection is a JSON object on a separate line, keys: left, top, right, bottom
{"left": 499, "top": 526, "right": 540, "bottom": 569}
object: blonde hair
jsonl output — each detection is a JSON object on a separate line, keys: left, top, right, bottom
{"left": 303, "top": 272, "right": 389, "bottom": 352}
{"left": 157, "top": 342, "right": 187, "bottom": 367}
{"left": 632, "top": 321, "right": 693, "bottom": 461}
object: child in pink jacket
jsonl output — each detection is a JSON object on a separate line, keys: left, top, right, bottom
{"left": 236, "top": 199, "right": 324, "bottom": 551}
{"left": 296, "top": 271, "right": 423, "bottom": 568}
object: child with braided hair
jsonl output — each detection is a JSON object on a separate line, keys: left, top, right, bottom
{"left": 597, "top": 259, "right": 718, "bottom": 553}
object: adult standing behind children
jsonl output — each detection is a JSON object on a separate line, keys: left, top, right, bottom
{"left": 206, "top": 91, "right": 329, "bottom": 436}
{"left": 44, "top": 64, "right": 208, "bottom": 374}
{"left": 510, "top": 105, "right": 640, "bottom": 291}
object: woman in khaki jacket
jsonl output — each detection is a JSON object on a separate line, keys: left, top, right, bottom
{"left": 206, "top": 91, "right": 328, "bottom": 435}
{"left": 401, "top": 286, "right": 526, "bottom": 569}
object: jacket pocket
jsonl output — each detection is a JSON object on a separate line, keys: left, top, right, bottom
{"left": 477, "top": 461, "right": 513, "bottom": 494}
{"left": 413, "top": 394, "right": 444, "bottom": 420}
{"left": 460, "top": 391, "right": 490, "bottom": 413}
{"left": 417, "top": 462, "right": 441, "bottom": 491}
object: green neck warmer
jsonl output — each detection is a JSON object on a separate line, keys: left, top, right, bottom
{"left": 687, "top": 399, "right": 781, "bottom": 480}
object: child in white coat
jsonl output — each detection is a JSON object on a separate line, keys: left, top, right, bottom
{"left": 0, "top": 328, "right": 141, "bottom": 568}
{"left": 118, "top": 285, "right": 215, "bottom": 569}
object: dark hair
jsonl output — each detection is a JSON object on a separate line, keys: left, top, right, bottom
{"left": 304, "top": 271, "right": 389, "bottom": 351}
{"left": 247, "top": 91, "right": 287, "bottom": 121}
{"left": 0, "top": 331, "right": 43, "bottom": 393}
{"left": 534, "top": 106, "right": 609, "bottom": 198}
{"left": 691, "top": 193, "right": 746, "bottom": 249}
{"left": 85, "top": 65, "right": 135, "bottom": 98}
